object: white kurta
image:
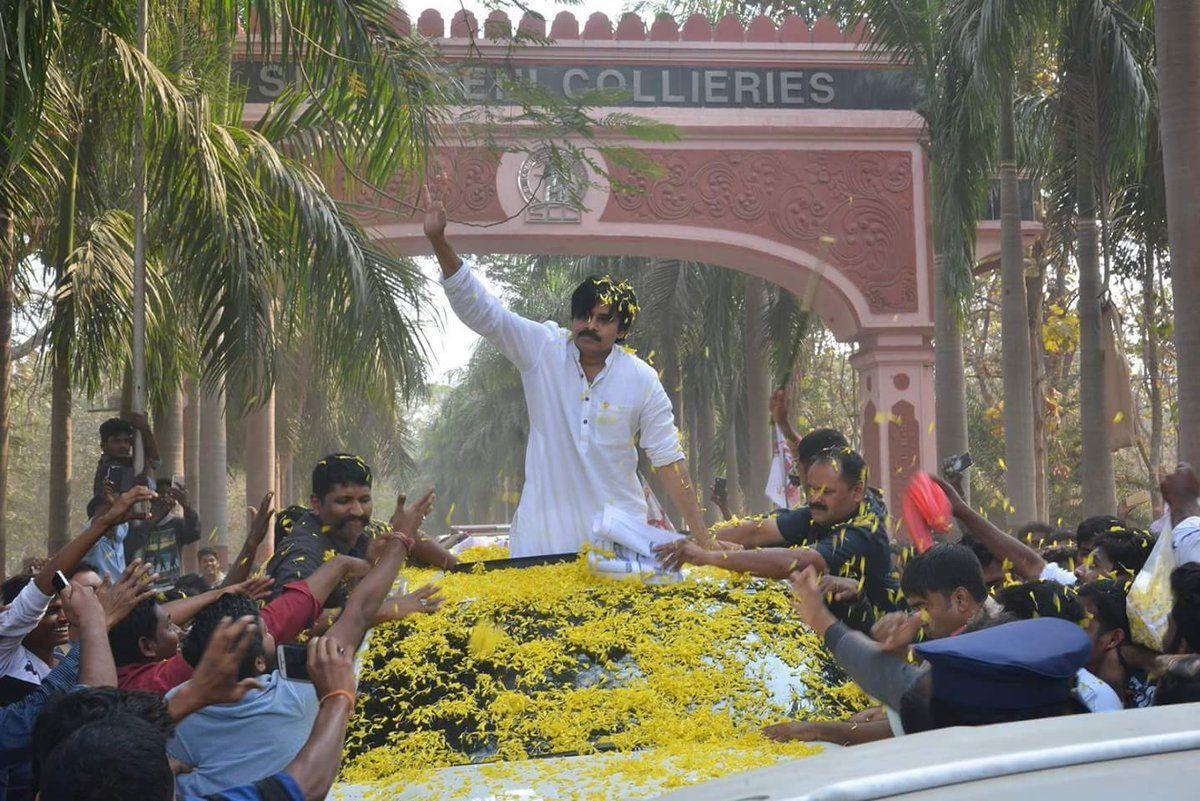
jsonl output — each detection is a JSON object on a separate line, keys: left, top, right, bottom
{"left": 442, "top": 263, "right": 685, "bottom": 557}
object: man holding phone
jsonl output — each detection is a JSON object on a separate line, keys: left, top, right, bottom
{"left": 424, "top": 187, "right": 711, "bottom": 556}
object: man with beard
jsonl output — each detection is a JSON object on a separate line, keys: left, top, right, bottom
{"left": 264, "top": 454, "right": 449, "bottom": 607}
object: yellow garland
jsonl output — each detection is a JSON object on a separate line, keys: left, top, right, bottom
{"left": 341, "top": 550, "right": 869, "bottom": 799}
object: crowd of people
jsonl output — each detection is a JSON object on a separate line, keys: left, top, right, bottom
{"left": 0, "top": 196, "right": 1194, "bottom": 800}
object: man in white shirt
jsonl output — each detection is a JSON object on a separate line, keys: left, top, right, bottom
{"left": 1160, "top": 464, "right": 1200, "bottom": 566}
{"left": 423, "top": 189, "right": 711, "bottom": 557}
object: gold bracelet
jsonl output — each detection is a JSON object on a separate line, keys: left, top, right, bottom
{"left": 319, "top": 689, "right": 356, "bottom": 712}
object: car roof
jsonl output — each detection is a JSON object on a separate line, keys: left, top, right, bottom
{"left": 655, "top": 703, "right": 1200, "bottom": 801}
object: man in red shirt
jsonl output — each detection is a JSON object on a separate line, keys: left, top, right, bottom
{"left": 113, "top": 554, "right": 369, "bottom": 694}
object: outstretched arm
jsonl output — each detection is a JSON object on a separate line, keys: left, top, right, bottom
{"left": 656, "top": 461, "right": 713, "bottom": 546}
{"left": 423, "top": 184, "right": 464, "bottom": 280}
{"left": 655, "top": 540, "right": 826, "bottom": 579}
{"left": 712, "top": 515, "right": 787, "bottom": 548}
{"left": 326, "top": 490, "right": 435, "bottom": 652}
{"left": 37, "top": 485, "right": 156, "bottom": 595}
{"left": 283, "top": 637, "right": 359, "bottom": 801}
{"left": 931, "top": 475, "right": 1046, "bottom": 581}
{"left": 423, "top": 184, "right": 551, "bottom": 372}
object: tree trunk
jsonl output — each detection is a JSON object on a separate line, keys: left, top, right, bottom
{"left": 198, "top": 382, "right": 228, "bottom": 553}
{"left": 723, "top": 378, "right": 743, "bottom": 515}
{"left": 998, "top": 75, "right": 1039, "bottom": 522}
{"left": 932, "top": 253, "right": 970, "bottom": 495}
{"left": 183, "top": 378, "right": 201, "bottom": 496}
{"left": 1026, "top": 258, "right": 1048, "bottom": 521}
{"left": 1156, "top": 0, "right": 1200, "bottom": 466}
{"left": 0, "top": 210, "right": 13, "bottom": 576}
{"left": 1074, "top": 79, "right": 1117, "bottom": 515}
{"left": 1144, "top": 250, "right": 1164, "bottom": 515}
{"left": 155, "top": 387, "right": 185, "bottom": 480}
{"left": 47, "top": 132, "right": 82, "bottom": 553}
{"left": 243, "top": 391, "right": 276, "bottom": 563}
{"left": 742, "top": 278, "right": 770, "bottom": 513}
{"left": 47, "top": 350, "right": 73, "bottom": 553}
{"left": 693, "top": 393, "right": 717, "bottom": 525}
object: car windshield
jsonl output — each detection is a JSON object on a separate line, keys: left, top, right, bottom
{"left": 339, "top": 548, "right": 868, "bottom": 797}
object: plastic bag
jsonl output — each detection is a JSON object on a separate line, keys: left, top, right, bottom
{"left": 902, "top": 472, "right": 953, "bottom": 554}
{"left": 1127, "top": 529, "right": 1178, "bottom": 650}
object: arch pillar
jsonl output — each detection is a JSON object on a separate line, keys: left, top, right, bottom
{"left": 851, "top": 332, "right": 936, "bottom": 541}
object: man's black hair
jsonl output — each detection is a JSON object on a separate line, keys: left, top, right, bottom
{"left": 172, "top": 573, "right": 208, "bottom": 598}
{"left": 995, "top": 580, "right": 1086, "bottom": 624}
{"left": 1040, "top": 544, "right": 1079, "bottom": 569}
{"left": 69, "top": 561, "right": 100, "bottom": 579}
{"left": 1093, "top": 528, "right": 1154, "bottom": 574}
{"left": 570, "top": 275, "right": 637, "bottom": 339}
{"left": 900, "top": 543, "right": 988, "bottom": 603}
{"left": 198, "top": 546, "right": 219, "bottom": 560}
{"left": 1, "top": 575, "right": 29, "bottom": 605}
{"left": 1078, "top": 579, "right": 1131, "bottom": 639}
{"left": 32, "top": 687, "right": 174, "bottom": 790}
{"left": 1076, "top": 515, "right": 1124, "bottom": 549}
{"left": 276, "top": 504, "right": 309, "bottom": 543}
{"left": 808, "top": 446, "right": 868, "bottom": 487}
{"left": 795, "top": 428, "right": 850, "bottom": 467}
{"left": 1170, "top": 563, "right": 1200, "bottom": 652}
{"left": 1153, "top": 656, "right": 1200, "bottom": 706}
{"left": 1017, "top": 522, "right": 1074, "bottom": 547}
{"left": 312, "top": 453, "right": 372, "bottom": 500}
{"left": 108, "top": 598, "right": 160, "bottom": 667}
{"left": 38, "top": 713, "right": 174, "bottom": 801}
{"left": 86, "top": 495, "right": 105, "bottom": 520}
{"left": 960, "top": 534, "right": 997, "bottom": 569}
{"left": 181, "top": 593, "right": 264, "bottom": 678}
{"left": 98, "top": 417, "right": 135, "bottom": 444}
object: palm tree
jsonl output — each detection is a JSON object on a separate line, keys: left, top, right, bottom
{"left": 944, "top": 0, "right": 1052, "bottom": 522}
{"left": 1155, "top": 1, "right": 1200, "bottom": 466}
{"left": 852, "top": 0, "right": 994, "bottom": 505}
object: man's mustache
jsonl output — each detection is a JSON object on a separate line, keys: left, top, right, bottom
{"left": 337, "top": 515, "right": 371, "bottom": 528}
{"left": 810, "top": 502, "right": 828, "bottom": 511}
{"left": 576, "top": 329, "right": 601, "bottom": 341}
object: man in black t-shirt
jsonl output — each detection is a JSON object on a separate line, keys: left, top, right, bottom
{"left": 126, "top": 484, "right": 201, "bottom": 582}
{"left": 655, "top": 447, "right": 902, "bottom": 626}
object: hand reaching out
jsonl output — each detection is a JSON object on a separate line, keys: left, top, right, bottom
{"left": 787, "top": 566, "right": 838, "bottom": 636}
{"left": 818, "top": 574, "right": 862, "bottom": 603}
{"left": 245, "top": 491, "right": 276, "bottom": 549}
{"left": 98, "top": 485, "right": 158, "bottom": 526}
{"left": 225, "top": 575, "right": 275, "bottom": 603}
{"left": 188, "top": 616, "right": 265, "bottom": 706}
{"left": 390, "top": 489, "right": 436, "bottom": 537}
{"left": 308, "top": 635, "right": 357, "bottom": 700}
{"left": 653, "top": 539, "right": 711, "bottom": 571}
{"left": 375, "top": 584, "right": 445, "bottom": 623}
{"left": 870, "top": 611, "right": 925, "bottom": 655}
{"left": 98, "top": 560, "right": 160, "bottom": 627}
{"left": 62, "top": 582, "right": 107, "bottom": 630}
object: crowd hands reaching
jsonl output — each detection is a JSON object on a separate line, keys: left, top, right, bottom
{"left": 672, "top": 385, "right": 1200, "bottom": 747}
{"left": 0, "top": 420, "right": 457, "bottom": 801}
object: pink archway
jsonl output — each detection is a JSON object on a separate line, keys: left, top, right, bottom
{"left": 243, "top": 9, "right": 941, "bottom": 516}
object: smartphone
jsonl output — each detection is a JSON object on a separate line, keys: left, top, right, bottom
{"left": 714, "top": 476, "right": 727, "bottom": 495}
{"left": 277, "top": 643, "right": 311, "bottom": 682}
{"left": 942, "top": 452, "right": 974, "bottom": 478}
{"left": 105, "top": 463, "right": 124, "bottom": 489}
{"left": 171, "top": 474, "right": 185, "bottom": 491}
{"left": 51, "top": 570, "right": 70, "bottom": 593}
